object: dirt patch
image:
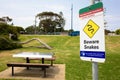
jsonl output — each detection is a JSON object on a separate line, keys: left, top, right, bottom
{"left": 0, "top": 64, "right": 65, "bottom": 80}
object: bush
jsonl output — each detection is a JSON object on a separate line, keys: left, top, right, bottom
{"left": 0, "top": 37, "right": 22, "bottom": 50}
{"left": 0, "top": 23, "right": 19, "bottom": 40}
{"left": 115, "top": 29, "right": 120, "bottom": 35}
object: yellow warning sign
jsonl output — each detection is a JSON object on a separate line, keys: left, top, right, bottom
{"left": 83, "top": 19, "right": 99, "bottom": 38}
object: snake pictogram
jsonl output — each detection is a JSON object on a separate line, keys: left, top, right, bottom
{"left": 87, "top": 24, "right": 94, "bottom": 34}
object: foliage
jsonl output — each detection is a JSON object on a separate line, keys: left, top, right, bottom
{"left": 14, "top": 26, "right": 25, "bottom": 34}
{"left": 25, "top": 25, "right": 36, "bottom": 34}
{"left": 0, "top": 23, "right": 19, "bottom": 40}
{"left": 0, "top": 37, "right": 22, "bottom": 50}
{"left": 0, "top": 16, "right": 12, "bottom": 24}
{"left": 0, "top": 16, "right": 24, "bottom": 50}
{"left": 105, "top": 29, "right": 111, "bottom": 35}
{"left": 0, "top": 23, "right": 9, "bottom": 34}
{"left": 115, "top": 29, "right": 120, "bottom": 35}
{"left": 36, "top": 11, "right": 65, "bottom": 34}
{"left": 0, "top": 18, "right": 6, "bottom": 22}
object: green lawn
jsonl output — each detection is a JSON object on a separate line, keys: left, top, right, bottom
{"left": 0, "top": 35, "right": 120, "bottom": 80}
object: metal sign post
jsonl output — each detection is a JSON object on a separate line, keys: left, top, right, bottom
{"left": 91, "top": 0, "right": 98, "bottom": 80}
{"left": 92, "top": 0, "right": 98, "bottom": 80}
{"left": 90, "top": 0, "right": 95, "bottom": 5}
{"left": 79, "top": 0, "right": 105, "bottom": 80}
{"left": 92, "top": 62, "right": 98, "bottom": 80}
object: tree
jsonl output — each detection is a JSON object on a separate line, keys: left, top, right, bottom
{"left": 36, "top": 11, "right": 65, "bottom": 34}
{"left": 1, "top": 16, "right": 12, "bottom": 24}
{"left": 0, "top": 23, "right": 19, "bottom": 40}
{"left": 0, "top": 18, "right": 6, "bottom": 23}
{"left": 105, "top": 29, "right": 111, "bottom": 35}
{"left": 115, "top": 29, "right": 120, "bottom": 35}
{"left": 25, "top": 25, "right": 35, "bottom": 34}
{"left": 14, "top": 26, "right": 25, "bottom": 34}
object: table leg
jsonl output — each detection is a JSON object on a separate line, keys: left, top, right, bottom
{"left": 12, "top": 66, "right": 14, "bottom": 76}
{"left": 42, "top": 58, "right": 44, "bottom": 64}
{"left": 42, "top": 58, "right": 44, "bottom": 70}
{"left": 26, "top": 57, "right": 30, "bottom": 70}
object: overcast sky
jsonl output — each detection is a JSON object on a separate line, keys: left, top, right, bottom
{"left": 0, "top": 0, "right": 120, "bottom": 31}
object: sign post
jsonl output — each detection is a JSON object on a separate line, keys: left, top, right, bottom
{"left": 79, "top": 1, "right": 105, "bottom": 80}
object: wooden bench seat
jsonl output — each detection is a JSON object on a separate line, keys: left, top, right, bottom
{"left": 7, "top": 63, "right": 50, "bottom": 77}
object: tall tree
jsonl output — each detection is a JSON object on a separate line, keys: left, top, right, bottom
{"left": 36, "top": 11, "right": 65, "bottom": 34}
{"left": 2, "top": 16, "right": 12, "bottom": 24}
{"left": 0, "top": 16, "right": 13, "bottom": 25}
{"left": 25, "top": 25, "right": 35, "bottom": 34}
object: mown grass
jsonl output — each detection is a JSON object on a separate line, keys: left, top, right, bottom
{"left": 0, "top": 35, "right": 120, "bottom": 80}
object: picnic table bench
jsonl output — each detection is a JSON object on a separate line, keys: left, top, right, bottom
{"left": 7, "top": 63, "right": 50, "bottom": 77}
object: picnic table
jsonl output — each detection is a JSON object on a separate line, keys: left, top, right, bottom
{"left": 13, "top": 52, "right": 54, "bottom": 62}
{"left": 7, "top": 52, "right": 56, "bottom": 77}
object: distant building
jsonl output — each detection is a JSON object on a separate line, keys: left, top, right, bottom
{"left": 60, "top": 32, "right": 69, "bottom": 36}
{"left": 108, "top": 33, "right": 116, "bottom": 36}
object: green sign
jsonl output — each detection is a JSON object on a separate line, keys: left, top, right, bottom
{"left": 79, "top": 2, "right": 103, "bottom": 15}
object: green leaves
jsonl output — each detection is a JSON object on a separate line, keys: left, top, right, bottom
{"left": 36, "top": 11, "right": 65, "bottom": 34}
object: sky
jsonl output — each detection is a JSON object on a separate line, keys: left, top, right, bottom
{"left": 0, "top": 0, "right": 120, "bottom": 31}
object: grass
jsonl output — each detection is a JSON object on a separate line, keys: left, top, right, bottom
{"left": 0, "top": 35, "right": 120, "bottom": 80}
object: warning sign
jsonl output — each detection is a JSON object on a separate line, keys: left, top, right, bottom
{"left": 83, "top": 19, "right": 99, "bottom": 38}
{"left": 79, "top": 2, "right": 105, "bottom": 63}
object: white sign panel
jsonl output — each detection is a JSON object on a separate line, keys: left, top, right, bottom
{"left": 79, "top": 2, "right": 105, "bottom": 63}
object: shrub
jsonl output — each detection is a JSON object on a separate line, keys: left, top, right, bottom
{"left": 115, "top": 29, "right": 120, "bottom": 35}
{"left": 0, "top": 37, "right": 22, "bottom": 50}
{"left": 0, "top": 23, "right": 19, "bottom": 40}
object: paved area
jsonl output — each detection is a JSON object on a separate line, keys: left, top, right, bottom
{"left": 0, "top": 64, "right": 65, "bottom": 80}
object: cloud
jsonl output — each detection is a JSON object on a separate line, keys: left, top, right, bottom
{"left": 0, "top": 12, "right": 8, "bottom": 17}
{"left": 105, "top": 14, "right": 120, "bottom": 31}
{"left": 13, "top": 16, "right": 35, "bottom": 27}
{"left": 105, "top": 14, "right": 120, "bottom": 22}
{"left": 43, "top": 4, "right": 67, "bottom": 12}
